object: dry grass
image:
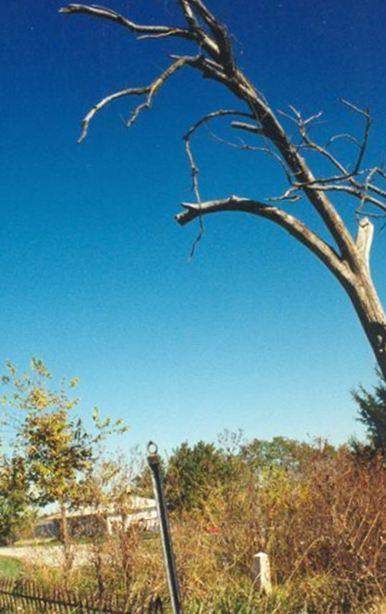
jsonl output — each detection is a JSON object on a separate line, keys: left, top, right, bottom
{"left": 22, "top": 449, "right": 385, "bottom": 612}
{"left": 172, "top": 450, "right": 385, "bottom": 611}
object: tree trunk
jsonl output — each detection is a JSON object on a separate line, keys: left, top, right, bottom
{"left": 60, "top": 502, "right": 73, "bottom": 586}
{"left": 343, "top": 268, "right": 386, "bottom": 380}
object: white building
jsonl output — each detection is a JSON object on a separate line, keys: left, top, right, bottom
{"left": 35, "top": 497, "right": 159, "bottom": 538}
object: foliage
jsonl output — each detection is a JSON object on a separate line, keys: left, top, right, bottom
{"left": 1, "top": 358, "right": 127, "bottom": 508}
{"left": 239, "top": 435, "right": 337, "bottom": 475}
{"left": 0, "top": 455, "right": 32, "bottom": 545}
{"left": 22, "top": 438, "right": 385, "bottom": 613}
{"left": 353, "top": 374, "right": 386, "bottom": 455}
{"left": 165, "top": 441, "right": 240, "bottom": 511}
{"left": 0, "top": 557, "right": 22, "bottom": 579}
{"left": 21, "top": 409, "right": 94, "bottom": 509}
{"left": 145, "top": 436, "right": 338, "bottom": 513}
{"left": 0, "top": 358, "right": 127, "bottom": 557}
{"left": 173, "top": 447, "right": 385, "bottom": 612}
{"left": 135, "top": 440, "right": 240, "bottom": 511}
{"left": 75, "top": 451, "right": 143, "bottom": 515}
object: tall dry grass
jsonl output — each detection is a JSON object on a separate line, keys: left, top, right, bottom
{"left": 172, "top": 450, "right": 385, "bottom": 611}
{"left": 22, "top": 449, "right": 385, "bottom": 612}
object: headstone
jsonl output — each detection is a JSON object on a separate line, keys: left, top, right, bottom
{"left": 252, "top": 552, "right": 272, "bottom": 594}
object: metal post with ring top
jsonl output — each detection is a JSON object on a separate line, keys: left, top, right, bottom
{"left": 147, "top": 441, "right": 182, "bottom": 614}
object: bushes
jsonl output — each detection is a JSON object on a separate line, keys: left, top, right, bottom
{"left": 21, "top": 442, "right": 386, "bottom": 612}
{"left": 172, "top": 448, "right": 385, "bottom": 611}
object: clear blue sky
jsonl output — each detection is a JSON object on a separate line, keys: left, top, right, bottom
{"left": 2, "top": 1, "right": 386, "bottom": 453}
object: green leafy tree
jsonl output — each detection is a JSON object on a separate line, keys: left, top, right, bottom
{"left": 165, "top": 441, "right": 238, "bottom": 511}
{"left": 21, "top": 406, "right": 95, "bottom": 569}
{"left": 1, "top": 358, "right": 127, "bottom": 575}
{"left": 0, "top": 455, "right": 32, "bottom": 545}
{"left": 353, "top": 375, "right": 386, "bottom": 455}
{"left": 240, "top": 436, "right": 336, "bottom": 475}
{"left": 136, "top": 436, "right": 337, "bottom": 512}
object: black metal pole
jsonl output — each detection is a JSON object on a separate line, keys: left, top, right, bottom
{"left": 147, "top": 442, "right": 182, "bottom": 614}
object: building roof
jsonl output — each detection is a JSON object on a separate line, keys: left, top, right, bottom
{"left": 36, "top": 496, "right": 157, "bottom": 524}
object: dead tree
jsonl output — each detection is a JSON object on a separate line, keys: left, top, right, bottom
{"left": 60, "top": 2, "right": 386, "bottom": 378}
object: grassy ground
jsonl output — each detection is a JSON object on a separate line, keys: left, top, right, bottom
{"left": 0, "top": 556, "right": 22, "bottom": 579}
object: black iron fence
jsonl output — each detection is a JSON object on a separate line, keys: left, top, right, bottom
{"left": 0, "top": 578, "right": 164, "bottom": 613}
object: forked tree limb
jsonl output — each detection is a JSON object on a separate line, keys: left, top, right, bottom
{"left": 59, "top": 4, "right": 193, "bottom": 39}
{"left": 78, "top": 55, "right": 201, "bottom": 142}
{"left": 78, "top": 85, "right": 149, "bottom": 144}
{"left": 60, "top": 0, "right": 386, "bottom": 377}
{"left": 60, "top": 0, "right": 374, "bottom": 269}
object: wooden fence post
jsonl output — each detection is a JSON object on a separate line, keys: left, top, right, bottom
{"left": 252, "top": 552, "right": 272, "bottom": 594}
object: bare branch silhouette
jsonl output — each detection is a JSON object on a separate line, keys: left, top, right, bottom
{"left": 61, "top": 0, "right": 386, "bottom": 378}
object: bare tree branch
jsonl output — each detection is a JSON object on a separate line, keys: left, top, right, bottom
{"left": 207, "top": 129, "right": 294, "bottom": 185}
{"left": 270, "top": 180, "right": 386, "bottom": 213}
{"left": 288, "top": 101, "right": 370, "bottom": 186}
{"left": 340, "top": 99, "right": 371, "bottom": 175}
{"left": 187, "top": 0, "right": 236, "bottom": 73}
{"left": 178, "top": 0, "right": 200, "bottom": 30}
{"left": 271, "top": 102, "right": 386, "bottom": 221}
{"left": 176, "top": 195, "right": 349, "bottom": 280}
{"left": 61, "top": 2, "right": 364, "bottom": 266}
{"left": 231, "top": 121, "right": 264, "bottom": 135}
{"left": 183, "top": 109, "right": 252, "bottom": 198}
{"left": 59, "top": 4, "right": 193, "bottom": 39}
{"left": 78, "top": 56, "right": 199, "bottom": 142}
{"left": 78, "top": 85, "right": 149, "bottom": 144}
{"left": 227, "top": 89, "right": 362, "bottom": 264}
{"left": 182, "top": 109, "right": 254, "bottom": 257}
{"left": 325, "top": 133, "right": 360, "bottom": 148}
{"left": 124, "top": 56, "right": 196, "bottom": 128}
{"left": 62, "top": 0, "right": 386, "bottom": 377}
{"left": 376, "top": 167, "right": 386, "bottom": 181}
{"left": 177, "top": 0, "right": 220, "bottom": 56}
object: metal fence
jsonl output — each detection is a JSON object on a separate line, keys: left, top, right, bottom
{"left": 0, "top": 579, "right": 164, "bottom": 613}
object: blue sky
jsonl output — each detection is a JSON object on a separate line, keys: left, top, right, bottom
{"left": 1, "top": 1, "right": 386, "bottom": 453}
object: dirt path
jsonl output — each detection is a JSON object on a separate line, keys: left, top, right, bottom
{"left": 0, "top": 545, "right": 92, "bottom": 568}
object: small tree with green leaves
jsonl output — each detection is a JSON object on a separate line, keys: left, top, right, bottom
{"left": 240, "top": 436, "right": 336, "bottom": 476}
{"left": 0, "top": 454, "right": 32, "bottom": 545}
{"left": 134, "top": 438, "right": 239, "bottom": 510}
{"left": 21, "top": 405, "right": 94, "bottom": 570}
{"left": 353, "top": 375, "right": 386, "bottom": 456}
{"left": 164, "top": 441, "right": 238, "bottom": 511}
{"left": 1, "top": 358, "right": 127, "bottom": 577}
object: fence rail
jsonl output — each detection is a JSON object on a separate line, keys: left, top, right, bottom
{"left": 0, "top": 578, "right": 164, "bottom": 613}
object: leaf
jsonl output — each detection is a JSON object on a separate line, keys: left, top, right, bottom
{"left": 69, "top": 377, "right": 80, "bottom": 388}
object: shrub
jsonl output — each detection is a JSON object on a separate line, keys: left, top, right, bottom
{"left": 21, "top": 443, "right": 385, "bottom": 613}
